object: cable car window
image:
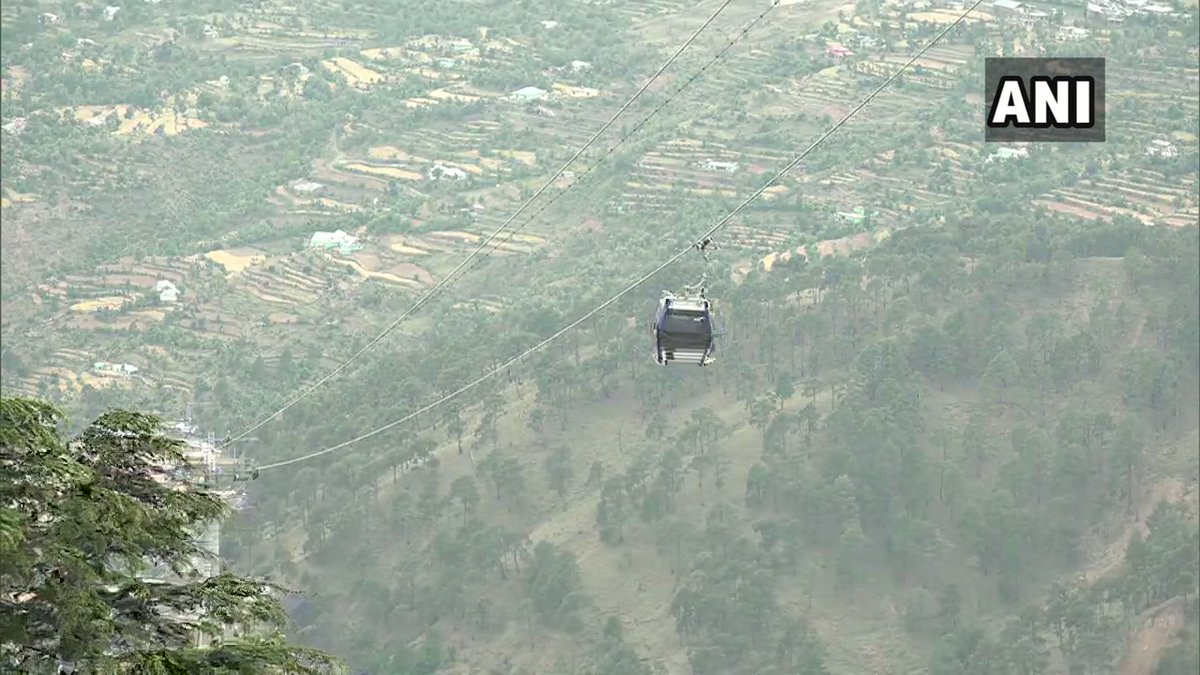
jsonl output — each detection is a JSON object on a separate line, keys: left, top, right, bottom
{"left": 661, "top": 311, "right": 708, "bottom": 336}
{"left": 659, "top": 306, "right": 712, "bottom": 358}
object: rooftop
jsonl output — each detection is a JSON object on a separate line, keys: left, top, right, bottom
{"left": 512, "top": 86, "right": 548, "bottom": 99}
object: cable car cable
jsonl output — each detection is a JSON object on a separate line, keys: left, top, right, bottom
{"left": 254, "top": 0, "right": 983, "bottom": 474}
{"left": 444, "top": 0, "right": 785, "bottom": 282}
{"left": 217, "top": 0, "right": 752, "bottom": 452}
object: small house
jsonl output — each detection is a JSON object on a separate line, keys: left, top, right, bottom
{"left": 94, "top": 361, "right": 139, "bottom": 376}
{"left": 1056, "top": 26, "right": 1089, "bottom": 41}
{"left": 156, "top": 280, "right": 179, "bottom": 303}
{"left": 985, "top": 146, "right": 1030, "bottom": 163}
{"left": 511, "top": 86, "right": 549, "bottom": 102}
{"left": 2, "top": 118, "right": 27, "bottom": 135}
{"left": 291, "top": 179, "right": 323, "bottom": 194}
{"left": 428, "top": 164, "right": 468, "bottom": 180}
{"left": 1085, "top": 2, "right": 1126, "bottom": 21}
{"left": 703, "top": 159, "right": 740, "bottom": 173}
{"left": 991, "top": 0, "right": 1022, "bottom": 13}
{"left": 307, "top": 230, "right": 362, "bottom": 254}
{"left": 1145, "top": 139, "right": 1178, "bottom": 158}
{"left": 836, "top": 205, "right": 870, "bottom": 224}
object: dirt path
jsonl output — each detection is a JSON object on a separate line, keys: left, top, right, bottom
{"left": 1118, "top": 596, "right": 1187, "bottom": 675}
{"left": 1081, "top": 476, "right": 1188, "bottom": 586}
{"left": 1075, "top": 474, "right": 1197, "bottom": 675}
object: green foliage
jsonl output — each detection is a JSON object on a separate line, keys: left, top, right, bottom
{"left": 542, "top": 445, "right": 573, "bottom": 501}
{"left": 670, "top": 520, "right": 829, "bottom": 675}
{"left": 0, "top": 397, "right": 339, "bottom": 674}
{"left": 2, "top": 0, "right": 1197, "bottom": 671}
{"left": 524, "top": 541, "right": 587, "bottom": 631}
{"left": 581, "top": 617, "right": 653, "bottom": 675}
{"left": 1123, "top": 502, "right": 1200, "bottom": 612}
{"left": 1155, "top": 624, "right": 1200, "bottom": 675}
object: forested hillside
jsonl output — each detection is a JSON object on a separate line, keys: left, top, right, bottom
{"left": 228, "top": 212, "right": 1199, "bottom": 673}
{"left": 2, "top": 0, "right": 1197, "bottom": 671}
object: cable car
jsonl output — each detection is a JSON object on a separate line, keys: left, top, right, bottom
{"left": 653, "top": 291, "right": 715, "bottom": 366}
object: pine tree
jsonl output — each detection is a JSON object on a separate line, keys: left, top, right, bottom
{"left": 1, "top": 397, "right": 341, "bottom": 674}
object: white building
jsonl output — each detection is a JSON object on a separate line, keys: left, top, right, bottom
{"left": 93, "top": 361, "right": 139, "bottom": 376}
{"left": 307, "top": 229, "right": 362, "bottom": 254}
{"left": 1086, "top": 1, "right": 1127, "bottom": 21}
{"left": 703, "top": 159, "right": 740, "bottom": 173}
{"left": 511, "top": 86, "right": 549, "bottom": 102}
{"left": 291, "top": 179, "right": 323, "bottom": 193}
{"left": 428, "top": 164, "right": 468, "bottom": 180}
{"left": 156, "top": 279, "right": 179, "bottom": 303}
{"left": 985, "top": 146, "right": 1030, "bottom": 163}
{"left": 1145, "top": 139, "right": 1178, "bottom": 158}
{"left": 1056, "top": 26, "right": 1090, "bottom": 41}
{"left": 2, "top": 117, "right": 27, "bottom": 135}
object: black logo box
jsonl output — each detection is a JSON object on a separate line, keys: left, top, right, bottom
{"left": 984, "top": 57, "right": 1106, "bottom": 142}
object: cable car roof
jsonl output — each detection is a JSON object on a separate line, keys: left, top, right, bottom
{"left": 665, "top": 297, "right": 709, "bottom": 312}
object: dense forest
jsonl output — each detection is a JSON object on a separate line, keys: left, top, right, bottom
{"left": 225, "top": 208, "right": 1199, "bottom": 673}
{"left": 2, "top": 0, "right": 1197, "bottom": 671}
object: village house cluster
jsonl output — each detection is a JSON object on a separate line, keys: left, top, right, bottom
{"left": 985, "top": 0, "right": 1187, "bottom": 23}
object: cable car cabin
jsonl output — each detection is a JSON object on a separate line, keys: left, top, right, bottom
{"left": 653, "top": 294, "right": 715, "bottom": 366}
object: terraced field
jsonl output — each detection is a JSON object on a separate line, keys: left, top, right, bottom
{"left": 501, "top": 100, "right": 618, "bottom": 153}
{"left": 614, "top": 137, "right": 787, "bottom": 215}
{"left": 37, "top": 257, "right": 206, "bottom": 314}
{"left": 231, "top": 254, "right": 332, "bottom": 308}
{"left": 1035, "top": 168, "right": 1198, "bottom": 226}
{"left": 4, "top": 0, "right": 1198, "bottom": 673}
{"left": 61, "top": 104, "right": 210, "bottom": 136}
{"left": 321, "top": 56, "right": 388, "bottom": 88}
{"left": 10, "top": 240, "right": 442, "bottom": 399}
{"left": 613, "top": 0, "right": 698, "bottom": 23}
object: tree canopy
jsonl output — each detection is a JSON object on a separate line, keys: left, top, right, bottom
{"left": 0, "top": 397, "right": 341, "bottom": 674}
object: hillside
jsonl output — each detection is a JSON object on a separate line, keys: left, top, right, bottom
{"left": 2, "top": 0, "right": 1198, "bottom": 672}
{"left": 214, "top": 213, "right": 1197, "bottom": 674}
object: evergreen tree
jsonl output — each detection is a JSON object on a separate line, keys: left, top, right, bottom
{"left": 0, "top": 397, "right": 340, "bottom": 674}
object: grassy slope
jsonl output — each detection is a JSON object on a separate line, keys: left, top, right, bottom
{"left": 3, "top": 0, "right": 1196, "bottom": 671}
{"left": 271, "top": 253, "right": 1198, "bottom": 675}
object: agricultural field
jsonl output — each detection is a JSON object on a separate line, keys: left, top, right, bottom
{"left": 60, "top": 103, "right": 210, "bottom": 135}
{"left": 2, "top": 0, "right": 1197, "bottom": 673}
